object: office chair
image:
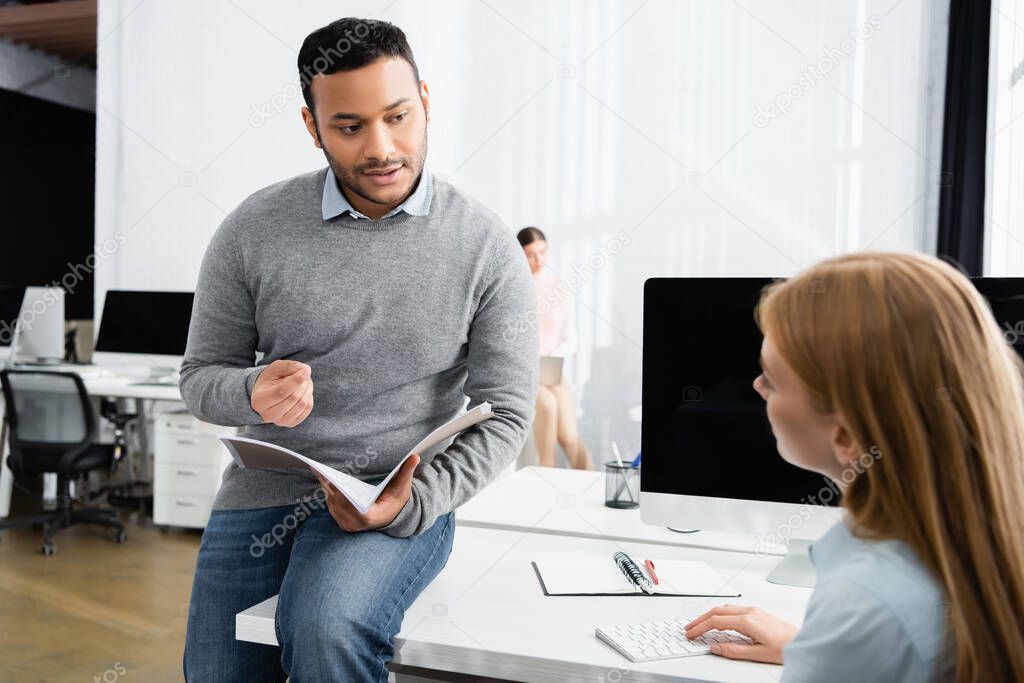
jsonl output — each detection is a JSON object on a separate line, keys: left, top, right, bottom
{"left": 89, "top": 398, "right": 150, "bottom": 514}
{"left": 0, "top": 370, "right": 127, "bottom": 555}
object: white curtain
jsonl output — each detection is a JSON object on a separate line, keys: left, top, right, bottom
{"left": 986, "top": 0, "right": 1024, "bottom": 275}
{"left": 97, "top": 0, "right": 948, "bottom": 464}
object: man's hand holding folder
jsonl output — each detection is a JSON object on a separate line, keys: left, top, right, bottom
{"left": 221, "top": 401, "right": 496, "bottom": 528}
{"left": 311, "top": 454, "right": 420, "bottom": 532}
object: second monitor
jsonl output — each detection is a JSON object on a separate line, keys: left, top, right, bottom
{"left": 93, "top": 290, "right": 195, "bottom": 373}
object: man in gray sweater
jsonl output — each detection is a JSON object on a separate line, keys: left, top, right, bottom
{"left": 180, "top": 18, "right": 537, "bottom": 682}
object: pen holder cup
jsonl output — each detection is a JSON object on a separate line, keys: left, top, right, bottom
{"left": 604, "top": 462, "right": 640, "bottom": 509}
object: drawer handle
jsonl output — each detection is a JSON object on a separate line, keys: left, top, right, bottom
{"left": 174, "top": 500, "right": 196, "bottom": 507}
{"left": 176, "top": 439, "right": 197, "bottom": 446}
{"left": 176, "top": 469, "right": 198, "bottom": 476}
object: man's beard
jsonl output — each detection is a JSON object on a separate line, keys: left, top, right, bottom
{"left": 323, "top": 129, "right": 428, "bottom": 209}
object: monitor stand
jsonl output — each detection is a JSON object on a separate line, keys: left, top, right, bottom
{"left": 665, "top": 527, "right": 818, "bottom": 587}
{"left": 766, "top": 539, "right": 817, "bottom": 587}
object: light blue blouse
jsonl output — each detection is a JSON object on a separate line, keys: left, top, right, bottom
{"left": 781, "top": 520, "right": 955, "bottom": 682}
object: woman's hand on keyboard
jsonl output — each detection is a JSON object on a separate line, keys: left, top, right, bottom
{"left": 683, "top": 605, "right": 798, "bottom": 664}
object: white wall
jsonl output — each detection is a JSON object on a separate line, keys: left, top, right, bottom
{"left": 96, "top": 0, "right": 947, "bottom": 462}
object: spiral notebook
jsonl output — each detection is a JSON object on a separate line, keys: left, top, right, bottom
{"left": 531, "top": 551, "right": 741, "bottom": 597}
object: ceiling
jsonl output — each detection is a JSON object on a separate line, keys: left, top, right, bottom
{"left": 0, "top": 0, "right": 97, "bottom": 67}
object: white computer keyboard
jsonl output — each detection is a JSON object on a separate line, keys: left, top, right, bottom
{"left": 595, "top": 617, "right": 753, "bottom": 662}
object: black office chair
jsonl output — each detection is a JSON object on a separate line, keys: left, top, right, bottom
{"left": 0, "top": 370, "right": 127, "bottom": 555}
{"left": 86, "top": 398, "right": 150, "bottom": 512}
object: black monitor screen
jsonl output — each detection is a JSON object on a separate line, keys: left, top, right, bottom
{"left": 641, "top": 276, "right": 1024, "bottom": 507}
{"left": 0, "top": 285, "right": 26, "bottom": 348}
{"left": 641, "top": 278, "right": 832, "bottom": 505}
{"left": 971, "top": 278, "right": 1024, "bottom": 361}
{"left": 94, "top": 290, "right": 194, "bottom": 356}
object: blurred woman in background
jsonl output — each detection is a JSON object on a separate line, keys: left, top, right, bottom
{"left": 517, "top": 227, "right": 591, "bottom": 470}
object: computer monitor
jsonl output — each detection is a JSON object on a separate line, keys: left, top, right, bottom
{"left": 12, "top": 286, "right": 66, "bottom": 363}
{"left": 640, "top": 278, "right": 842, "bottom": 586}
{"left": 92, "top": 290, "right": 194, "bottom": 373}
{"left": 971, "top": 278, "right": 1024, "bottom": 361}
{"left": 0, "top": 285, "right": 27, "bottom": 362}
{"left": 641, "top": 275, "right": 1024, "bottom": 586}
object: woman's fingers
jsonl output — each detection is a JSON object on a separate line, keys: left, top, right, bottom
{"left": 711, "top": 642, "right": 777, "bottom": 663}
{"left": 684, "top": 614, "right": 753, "bottom": 640}
{"left": 684, "top": 606, "right": 797, "bottom": 666}
{"left": 684, "top": 604, "right": 751, "bottom": 630}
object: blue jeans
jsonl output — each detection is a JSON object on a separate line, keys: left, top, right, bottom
{"left": 183, "top": 501, "right": 456, "bottom": 682}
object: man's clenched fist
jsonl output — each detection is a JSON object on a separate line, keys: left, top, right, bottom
{"left": 251, "top": 360, "right": 314, "bottom": 427}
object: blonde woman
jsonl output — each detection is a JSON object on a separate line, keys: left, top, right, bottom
{"left": 517, "top": 227, "right": 591, "bottom": 469}
{"left": 684, "top": 252, "right": 1024, "bottom": 682}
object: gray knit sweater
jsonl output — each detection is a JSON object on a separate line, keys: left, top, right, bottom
{"left": 178, "top": 168, "right": 538, "bottom": 537}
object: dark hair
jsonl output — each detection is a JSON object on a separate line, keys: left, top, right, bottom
{"left": 297, "top": 18, "right": 420, "bottom": 112}
{"left": 517, "top": 226, "right": 547, "bottom": 247}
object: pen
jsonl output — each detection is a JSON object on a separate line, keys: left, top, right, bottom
{"left": 644, "top": 559, "right": 660, "bottom": 585}
{"left": 610, "top": 441, "right": 636, "bottom": 504}
{"left": 612, "top": 441, "right": 624, "bottom": 466}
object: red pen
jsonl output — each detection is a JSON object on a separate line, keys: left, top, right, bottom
{"left": 644, "top": 559, "right": 660, "bottom": 585}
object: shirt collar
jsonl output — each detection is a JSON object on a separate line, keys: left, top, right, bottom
{"left": 321, "top": 166, "right": 433, "bottom": 221}
{"left": 808, "top": 516, "right": 857, "bottom": 574}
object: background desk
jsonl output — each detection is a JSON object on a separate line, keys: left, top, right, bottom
{"left": 0, "top": 367, "right": 182, "bottom": 518}
{"left": 459, "top": 467, "right": 795, "bottom": 556}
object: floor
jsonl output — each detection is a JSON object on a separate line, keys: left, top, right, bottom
{"left": 0, "top": 500, "right": 201, "bottom": 683}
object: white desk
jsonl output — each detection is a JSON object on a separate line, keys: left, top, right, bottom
{"left": 238, "top": 525, "right": 810, "bottom": 682}
{"left": 0, "top": 366, "right": 183, "bottom": 518}
{"left": 459, "top": 467, "right": 793, "bottom": 556}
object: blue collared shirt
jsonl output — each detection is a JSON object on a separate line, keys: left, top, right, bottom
{"left": 321, "top": 166, "right": 433, "bottom": 221}
{"left": 782, "top": 520, "right": 954, "bottom": 682}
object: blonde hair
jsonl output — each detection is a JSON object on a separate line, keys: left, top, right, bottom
{"left": 755, "top": 252, "right": 1024, "bottom": 682}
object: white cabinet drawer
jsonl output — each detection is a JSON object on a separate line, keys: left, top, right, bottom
{"left": 154, "top": 431, "right": 226, "bottom": 467}
{"left": 154, "top": 462, "right": 222, "bottom": 496}
{"left": 156, "top": 413, "right": 230, "bottom": 437}
{"left": 153, "top": 493, "right": 215, "bottom": 528}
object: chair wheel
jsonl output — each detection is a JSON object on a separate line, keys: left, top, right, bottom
{"left": 42, "top": 543, "right": 56, "bottom": 556}
{"left": 115, "top": 530, "right": 127, "bottom": 544}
